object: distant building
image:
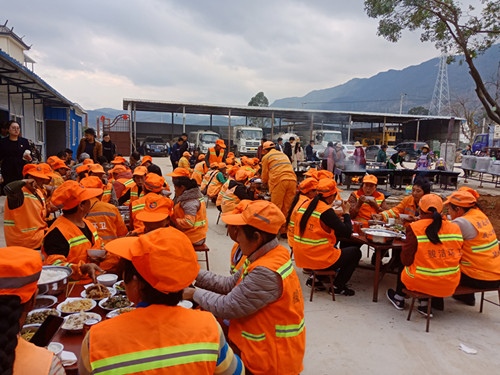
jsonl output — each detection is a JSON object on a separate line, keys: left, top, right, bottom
{"left": 0, "top": 21, "right": 86, "bottom": 159}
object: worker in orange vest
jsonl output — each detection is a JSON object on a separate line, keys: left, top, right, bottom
{"left": 348, "top": 174, "right": 388, "bottom": 228}
{"left": 261, "top": 141, "right": 297, "bottom": 218}
{"left": 50, "top": 159, "right": 69, "bottom": 186}
{"left": 207, "top": 162, "right": 227, "bottom": 201}
{"left": 118, "top": 166, "right": 147, "bottom": 206}
{"left": 191, "top": 154, "right": 208, "bottom": 185}
{"left": 218, "top": 169, "right": 254, "bottom": 214}
{"left": 387, "top": 194, "right": 463, "bottom": 316}
{"left": 88, "top": 163, "right": 117, "bottom": 205}
{"left": 207, "top": 139, "right": 226, "bottom": 165}
{"left": 215, "top": 165, "right": 238, "bottom": 209}
{"left": 226, "top": 151, "right": 236, "bottom": 165}
{"left": 42, "top": 180, "right": 105, "bottom": 282}
{"left": 178, "top": 151, "right": 192, "bottom": 171}
{"left": 3, "top": 164, "right": 51, "bottom": 249}
{"left": 135, "top": 193, "right": 174, "bottom": 234}
{"left": 200, "top": 162, "right": 218, "bottom": 192}
{"left": 0, "top": 246, "right": 66, "bottom": 374}
{"left": 183, "top": 201, "right": 305, "bottom": 375}
{"left": 80, "top": 227, "right": 243, "bottom": 375}
{"left": 227, "top": 200, "right": 252, "bottom": 274}
{"left": 294, "top": 178, "right": 360, "bottom": 295}
{"left": 445, "top": 189, "right": 500, "bottom": 306}
{"left": 81, "top": 176, "right": 128, "bottom": 244}
{"left": 109, "top": 164, "right": 134, "bottom": 200}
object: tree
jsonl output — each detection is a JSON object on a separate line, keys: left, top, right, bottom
{"left": 364, "top": 0, "right": 500, "bottom": 124}
{"left": 450, "top": 95, "right": 483, "bottom": 143}
{"left": 248, "top": 92, "right": 270, "bottom": 128}
{"left": 408, "top": 106, "right": 430, "bottom": 115}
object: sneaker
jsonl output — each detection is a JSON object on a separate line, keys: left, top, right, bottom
{"left": 386, "top": 289, "right": 404, "bottom": 310}
{"left": 305, "top": 277, "right": 326, "bottom": 291}
{"left": 331, "top": 286, "right": 355, "bottom": 296}
{"left": 417, "top": 305, "right": 433, "bottom": 318}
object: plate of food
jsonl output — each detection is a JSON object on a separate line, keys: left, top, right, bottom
{"left": 34, "top": 295, "right": 58, "bottom": 309}
{"left": 56, "top": 298, "right": 96, "bottom": 314}
{"left": 81, "top": 284, "right": 116, "bottom": 300}
{"left": 26, "top": 308, "right": 61, "bottom": 325}
{"left": 21, "top": 324, "right": 40, "bottom": 341}
{"left": 113, "top": 280, "right": 126, "bottom": 294}
{"left": 106, "top": 307, "right": 136, "bottom": 319}
{"left": 61, "top": 312, "right": 102, "bottom": 332}
{"left": 99, "top": 295, "right": 133, "bottom": 311}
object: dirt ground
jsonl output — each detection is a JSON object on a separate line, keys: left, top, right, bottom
{"left": 477, "top": 195, "right": 500, "bottom": 229}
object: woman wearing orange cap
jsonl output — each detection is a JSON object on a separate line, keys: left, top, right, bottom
{"left": 387, "top": 194, "right": 463, "bottom": 316}
{"left": 0, "top": 246, "right": 66, "bottom": 375}
{"left": 348, "top": 174, "right": 388, "bottom": 227}
{"left": 294, "top": 179, "right": 361, "bottom": 295}
{"left": 217, "top": 169, "right": 254, "bottom": 214}
{"left": 191, "top": 154, "right": 208, "bottom": 185}
{"left": 445, "top": 189, "right": 500, "bottom": 306}
{"left": 207, "top": 163, "right": 227, "bottom": 201}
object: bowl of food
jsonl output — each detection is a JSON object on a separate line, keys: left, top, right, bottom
{"left": 47, "top": 342, "right": 64, "bottom": 358}
{"left": 81, "top": 284, "right": 116, "bottom": 300}
{"left": 57, "top": 298, "right": 96, "bottom": 314}
{"left": 96, "top": 274, "right": 118, "bottom": 287}
{"left": 37, "top": 266, "right": 73, "bottom": 296}
{"left": 34, "top": 295, "right": 58, "bottom": 309}
{"left": 87, "top": 249, "right": 107, "bottom": 258}
{"left": 113, "top": 280, "right": 126, "bottom": 294}
{"left": 26, "top": 308, "right": 61, "bottom": 325}
{"left": 20, "top": 324, "right": 40, "bottom": 341}
{"left": 99, "top": 295, "right": 133, "bottom": 311}
{"left": 362, "top": 228, "right": 400, "bottom": 244}
{"left": 61, "top": 312, "right": 101, "bottom": 333}
{"left": 106, "top": 307, "right": 136, "bottom": 319}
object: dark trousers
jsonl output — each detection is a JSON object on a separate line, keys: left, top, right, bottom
{"left": 457, "top": 273, "right": 500, "bottom": 300}
{"left": 319, "top": 246, "right": 361, "bottom": 288}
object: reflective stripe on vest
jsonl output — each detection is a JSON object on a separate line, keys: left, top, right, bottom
{"left": 297, "top": 207, "right": 321, "bottom": 219}
{"left": 275, "top": 318, "right": 305, "bottom": 338}
{"left": 132, "top": 204, "right": 145, "bottom": 212}
{"left": 277, "top": 259, "right": 294, "bottom": 279}
{"left": 102, "top": 190, "right": 111, "bottom": 196}
{"left": 4, "top": 220, "right": 15, "bottom": 226}
{"left": 0, "top": 271, "right": 41, "bottom": 290}
{"left": 91, "top": 342, "right": 219, "bottom": 375}
{"left": 293, "top": 235, "right": 329, "bottom": 246}
{"left": 415, "top": 265, "right": 460, "bottom": 276}
{"left": 68, "top": 235, "right": 90, "bottom": 248}
{"left": 416, "top": 234, "right": 464, "bottom": 243}
{"left": 471, "top": 238, "right": 499, "bottom": 253}
{"left": 124, "top": 179, "right": 134, "bottom": 187}
{"left": 241, "top": 331, "right": 266, "bottom": 342}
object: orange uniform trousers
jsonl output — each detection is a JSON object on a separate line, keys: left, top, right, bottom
{"left": 270, "top": 179, "right": 296, "bottom": 217}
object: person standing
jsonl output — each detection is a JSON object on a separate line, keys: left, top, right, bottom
{"left": 305, "top": 140, "right": 315, "bottom": 161}
{"left": 77, "top": 128, "right": 102, "bottom": 162}
{"left": 387, "top": 150, "right": 407, "bottom": 188}
{"left": 334, "top": 143, "right": 345, "bottom": 185}
{"left": 292, "top": 140, "right": 305, "bottom": 170}
{"left": 207, "top": 139, "right": 226, "bottom": 165}
{"left": 322, "top": 141, "right": 335, "bottom": 173}
{"left": 101, "top": 133, "right": 116, "bottom": 163}
{"left": 0, "top": 121, "right": 32, "bottom": 190}
{"left": 462, "top": 145, "right": 473, "bottom": 180}
{"left": 170, "top": 137, "right": 184, "bottom": 169}
{"left": 257, "top": 138, "right": 267, "bottom": 160}
{"left": 283, "top": 137, "right": 294, "bottom": 162}
{"left": 275, "top": 137, "right": 284, "bottom": 152}
{"left": 377, "top": 145, "right": 388, "bottom": 163}
{"left": 353, "top": 141, "right": 366, "bottom": 169}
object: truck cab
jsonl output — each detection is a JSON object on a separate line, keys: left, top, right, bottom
{"left": 233, "top": 126, "right": 263, "bottom": 156}
{"left": 188, "top": 130, "right": 220, "bottom": 154}
{"left": 312, "top": 130, "right": 343, "bottom": 153}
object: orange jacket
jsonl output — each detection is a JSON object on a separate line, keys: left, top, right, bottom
{"left": 381, "top": 195, "right": 418, "bottom": 225}
{"left": 261, "top": 149, "right": 296, "bottom": 192}
{"left": 200, "top": 169, "right": 216, "bottom": 192}
{"left": 178, "top": 156, "right": 192, "bottom": 171}
{"left": 192, "top": 161, "right": 208, "bottom": 185}
{"left": 229, "top": 244, "right": 305, "bottom": 375}
{"left": 102, "top": 182, "right": 113, "bottom": 203}
{"left": 216, "top": 179, "right": 232, "bottom": 207}
{"left": 230, "top": 242, "right": 246, "bottom": 275}
{"left": 402, "top": 219, "right": 463, "bottom": 297}
{"left": 172, "top": 199, "right": 208, "bottom": 244}
{"left": 114, "top": 178, "right": 135, "bottom": 200}
{"left": 287, "top": 195, "right": 310, "bottom": 249}
{"left": 86, "top": 198, "right": 128, "bottom": 243}
{"left": 128, "top": 184, "right": 144, "bottom": 204}
{"left": 89, "top": 304, "right": 219, "bottom": 374}
{"left": 14, "top": 337, "right": 53, "bottom": 375}
{"left": 130, "top": 194, "right": 149, "bottom": 234}
{"left": 293, "top": 200, "right": 340, "bottom": 269}
{"left": 207, "top": 147, "right": 225, "bottom": 165}
{"left": 207, "top": 172, "right": 224, "bottom": 198}
{"left": 4, "top": 186, "right": 47, "bottom": 249}
{"left": 220, "top": 185, "right": 241, "bottom": 214}
{"left": 353, "top": 189, "right": 385, "bottom": 227}
{"left": 459, "top": 208, "right": 500, "bottom": 281}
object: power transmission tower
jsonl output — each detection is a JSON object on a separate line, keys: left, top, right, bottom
{"left": 429, "top": 54, "right": 451, "bottom": 116}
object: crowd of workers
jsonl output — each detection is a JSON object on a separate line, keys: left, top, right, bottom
{"left": 1, "top": 127, "right": 500, "bottom": 374}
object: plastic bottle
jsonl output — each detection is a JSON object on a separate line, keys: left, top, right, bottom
{"left": 405, "top": 185, "right": 412, "bottom": 195}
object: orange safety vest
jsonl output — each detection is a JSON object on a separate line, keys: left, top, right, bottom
{"left": 89, "top": 304, "right": 220, "bottom": 374}
{"left": 293, "top": 200, "right": 340, "bottom": 270}
{"left": 200, "top": 169, "right": 215, "bottom": 192}
{"left": 229, "top": 244, "right": 305, "bottom": 375}
{"left": 353, "top": 189, "right": 385, "bottom": 227}
{"left": 207, "top": 171, "right": 223, "bottom": 198}
{"left": 86, "top": 198, "right": 128, "bottom": 243}
{"left": 287, "top": 195, "right": 310, "bottom": 249}
{"left": 216, "top": 179, "right": 232, "bottom": 207}
{"left": 208, "top": 147, "right": 225, "bottom": 165}
{"left": 230, "top": 242, "right": 247, "bottom": 275}
{"left": 172, "top": 198, "right": 208, "bottom": 244}
{"left": 261, "top": 149, "right": 296, "bottom": 192}
{"left": 178, "top": 156, "right": 191, "bottom": 171}
{"left": 14, "top": 337, "right": 53, "bottom": 375}
{"left": 401, "top": 219, "right": 463, "bottom": 297}
{"left": 459, "top": 208, "right": 500, "bottom": 281}
{"left": 381, "top": 195, "right": 418, "bottom": 225}
{"left": 4, "top": 186, "right": 47, "bottom": 249}
{"left": 102, "top": 182, "right": 113, "bottom": 203}
{"left": 130, "top": 194, "right": 149, "bottom": 233}
{"left": 192, "top": 161, "right": 208, "bottom": 185}
{"left": 114, "top": 178, "right": 135, "bottom": 200}
{"left": 220, "top": 185, "right": 241, "bottom": 214}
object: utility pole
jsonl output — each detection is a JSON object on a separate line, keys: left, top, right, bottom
{"left": 399, "top": 93, "right": 406, "bottom": 114}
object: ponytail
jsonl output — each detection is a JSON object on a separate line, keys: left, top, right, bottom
{"left": 286, "top": 192, "right": 301, "bottom": 226}
{"left": 425, "top": 207, "right": 442, "bottom": 245}
{"left": 0, "top": 295, "right": 23, "bottom": 375}
{"left": 299, "top": 195, "right": 321, "bottom": 235}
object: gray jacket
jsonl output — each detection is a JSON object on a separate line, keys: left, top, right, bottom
{"left": 174, "top": 187, "right": 203, "bottom": 217}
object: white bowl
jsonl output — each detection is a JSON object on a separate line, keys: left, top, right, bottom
{"left": 56, "top": 298, "right": 96, "bottom": 314}
{"left": 34, "top": 295, "right": 58, "bottom": 309}
{"left": 47, "top": 342, "right": 64, "bottom": 358}
{"left": 87, "top": 249, "right": 107, "bottom": 258}
{"left": 113, "top": 280, "right": 126, "bottom": 293}
{"left": 96, "top": 273, "right": 118, "bottom": 287}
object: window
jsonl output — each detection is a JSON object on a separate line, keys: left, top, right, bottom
{"left": 35, "top": 120, "right": 44, "bottom": 142}
{"left": 78, "top": 122, "right": 82, "bottom": 140}
{"left": 72, "top": 120, "right": 76, "bottom": 146}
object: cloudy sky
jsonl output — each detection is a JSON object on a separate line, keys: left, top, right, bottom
{"left": 5, "top": 0, "right": 440, "bottom": 110}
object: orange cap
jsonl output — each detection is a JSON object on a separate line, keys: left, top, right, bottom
{"left": 109, "top": 165, "right": 128, "bottom": 174}
{"left": 209, "top": 162, "right": 218, "bottom": 169}
{"left": 198, "top": 154, "right": 206, "bottom": 161}
{"left": 222, "top": 200, "right": 285, "bottom": 234}
{"left": 226, "top": 165, "right": 239, "bottom": 177}
{"left": 76, "top": 165, "right": 89, "bottom": 175}
{"left": 52, "top": 160, "right": 70, "bottom": 170}
{"left": 83, "top": 159, "right": 94, "bottom": 165}
{"left": 133, "top": 166, "right": 148, "bottom": 176}
{"left": 182, "top": 151, "right": 191, "bottom": 157}
{"left": 227, "top": 152, "right": 235, "bottom": 157}
{"left": 299, "top": 178, "right": 319, "bottom": 194}
{"left": 80, "top": 176, "right": 104, "bottom": 189}
{"left": 136, "top": 194, "right": 174, "bottom": 222}
{"left": 444, "top": 191, "right": 477, "bottom": 207}
{"left": 316, "top": 170, "right": 334, "bottom": 180}
{"left": 458, "top": 186, "right": 480, "bottom": 199}
{"left": 141, "top": 155, "right": 153, "bottom": 165}
{"left": 235, "top": 169, "right": 251, "bottom": 182}
{"left": 232, "top": 199, "right": 253, "bottom": 214}
{"left": 363, "top": 174, "right": 378, "bottom": 185}
{"left": 38, "top": 163, "right": 58, "bottom": 178}
{"left": 47, "top": 156, "right": 63, "bottom": 168}
{"left": 111, "top": 156, "right": 127, "bottom": 164}
{"left": 51, "top": 180, "right": 103, "bottom": 210}
{"left": 216, "top": 139, "right": 226, "bottom": 148}
{"left": 166, "top": 168, "right": 191, "bottom": 178}
{"left": 23, "top": 164, "right": 50, "bottom": 180}
{"left": 105, "top": 227, "right": 199, "bottom": 293}
{"left": 0, "top": 246, "right": 43, "bottom": 303}
{"left": 316, "top": 178, "right": 341, "bottom": 198}
{"left": 420, "top": 193, "right": 444, "bottom": 213}
{"left": 263, "top": 141, "right": 275, "bottom": 150}
{"left": 218, "top": 162, "right": 227, "bottom": 169}
{"left": 144, "top": 174, "right": 166, "bottom": 193}
{"left": 89, "top": 164, "right": 105, "bottom": 174}
{"left": 304, "top": 168, "right": 317, "bottom": 178}
{"left": 252, "top": 157, "right": 260, "bottom": 166}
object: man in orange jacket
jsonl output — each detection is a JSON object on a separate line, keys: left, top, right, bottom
{"left": 208, "top": 139, "right": 226, "bottom": 165}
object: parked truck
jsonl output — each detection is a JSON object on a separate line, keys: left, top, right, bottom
{"left": 220, "top": 126, "right": 263, "bottom": 156}
{"left": 295, "top": 129, "right": 342, "bottom": 154}
{"left": 188, "top": 130, "right": 220, "bottom": 154}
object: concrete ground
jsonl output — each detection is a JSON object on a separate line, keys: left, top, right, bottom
{"left": 1, "top": 158, "right": 499, "bottom": 374}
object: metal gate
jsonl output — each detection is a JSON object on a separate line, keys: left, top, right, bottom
{"left": 99, "top": 115, "right": 132, "bottom": 156}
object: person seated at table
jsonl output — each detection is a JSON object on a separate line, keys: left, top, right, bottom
{"left": 445, "top": 190, "right": 500, "bottom": 306}
{"left": 200, "top": 162, "right": 219, "bottom": 192}
{"left": 348, "top": 174, "right": 388, "bottom": 228}
{"left": 191, "top": 154, "right": 208, "bottom": 186}
{"left": 228, "top": 200, "right": 252, "bottom": 275}
{"left": 386, "top": 194, "right": 463, "bottom": 317}
{"left": 88, "top": 163, "right": 117, "bottom": 205}
{"left": 207, "top": 162, "right": 227, "bottom": 202}
{"left": 79, "top": 227, "right": 244, "bottom": 375}
{"left": 117, "top": 165, "right": 148, "bottom": 206}
{"left": 0, "top": 246, "right": 66, "bottom": 375}
{"left": 387, "top": 150, "right": 407, "bottom": 188}
{"left": 372, "top": 177, "right": 431, "bottom": 226}
{"left": 136, "top": 193, "right": 174, "bottom": 234}
{"left": 218, "top": 169, "right": 255, "bottom": 214}
{"left": 294, "top": 178, "right": 361, "bottom": 295}
{"left": 42, "top": 180, "right": 106, "bottom": 282}
{"left": 183, "top": 201, "right": 305, "bottom": 375}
